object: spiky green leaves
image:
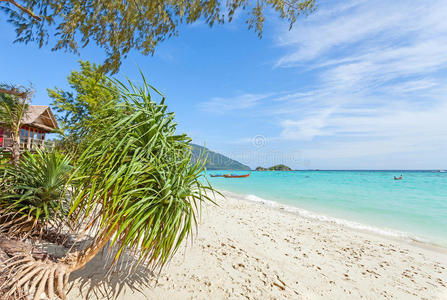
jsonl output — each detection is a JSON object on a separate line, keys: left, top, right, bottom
{"left": 68, "top": 74, "right": 214, "bottom": 271}
{"left": 0, "top": 150, "right": 72, "bottom": 234}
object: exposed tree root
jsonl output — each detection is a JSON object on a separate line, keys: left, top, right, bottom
{"left": 0, "top": 235, "right": 73, "bottom": 300}
{"left": 1, "top": 254, "right": 71, "bottom": 300}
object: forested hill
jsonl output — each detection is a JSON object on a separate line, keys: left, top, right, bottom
{"left": 191, "top": 144, "right": 251, "bottom": 170}
{"left": 255, "top": 164, "right": 293, "bottom": 171}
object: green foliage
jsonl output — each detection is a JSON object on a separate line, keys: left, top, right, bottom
{"left": 0, "top": 149, "right": 12, "bottom": 164}
{"left": 48, "top": 60, "right": 120, "bottom": 141}
{"left": 1, "top": 0, "right": 316, "bottom": 73}
{"left": 1, "top": 68, "right": 215, "bottom": 283}
{"left": 0, "top": 85, "right": 31, "bottom": 162}
{"left": 69, "top": 74, "right": 215, "bottom": 269}
{"left": 270, "top": 164, "right": 292, "bottom": 171}
{"left": 256, "top": 164, "right": 292, "bottom": 171}
{"left": 0, "top": 85, "right": 28, "bottom": 132}
{"left": 191, "top": 144, "right": 250, "bottom": 170}
{"left": 0, "top": 150, "right": 72, "bottom": 234}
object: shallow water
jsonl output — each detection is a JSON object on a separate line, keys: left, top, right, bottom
{"left": 206, "top": 170, "right": 447, "bottom": 247}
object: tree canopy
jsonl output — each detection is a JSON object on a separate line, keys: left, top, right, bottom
{"left": 48, "top": 60, "right": 120, "bottom": 142}
{"left": 1, "top": 0, "right": 316, "bottom": 73}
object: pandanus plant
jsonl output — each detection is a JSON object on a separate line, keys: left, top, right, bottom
{"left": 0, "top": 149, "right": 72, "bottom": 236}
{"left": 0, "top": 76, "right": 214, "bottom": 299}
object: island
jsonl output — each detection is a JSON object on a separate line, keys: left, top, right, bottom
{"left": 255, "top": 164, "right": 292, "bottom": 171}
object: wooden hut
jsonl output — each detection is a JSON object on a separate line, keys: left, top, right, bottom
{"left": 0, "top": 105, "right": 59, "bottom": 151}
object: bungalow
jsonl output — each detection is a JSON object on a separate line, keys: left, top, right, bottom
{"left": 0, "top": 105, "right": 59, "bottom": 152}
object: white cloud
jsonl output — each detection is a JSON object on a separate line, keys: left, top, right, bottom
{"left": 388, "top": 79, "right": 437, "bottom": 94}
{"left": 280, "top": 106, "right": 337, "bottom": 140}
{"left": 271, "top": 0, "right": 447, "bottom": 163}
{"left": 276, "top": 0, "right": 447, "bottom": 67}
{"left": 201, "top": 0, "right": 447, "bottom": 167}
{"left": 199, "top": 93, "right": 271, "bottom": 113}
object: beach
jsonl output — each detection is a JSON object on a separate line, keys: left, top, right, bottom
{"left": 69, "top": 191, "right": 447, "bottom": 300}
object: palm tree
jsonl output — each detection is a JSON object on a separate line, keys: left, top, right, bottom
{"left": 0, "top": 77, "right": 215, "bottom": 300}
{"left": 0, "top": 85, "right": 31, "bottom": 163}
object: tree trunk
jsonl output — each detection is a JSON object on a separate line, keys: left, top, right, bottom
{"left": 68, "top": 225, "right": 118, "bottom": 272}
{"left": 0, "top": 236, "right": 32, "bottom": 256}
{"left": 11, "top": 134, "right": 20, "bottom": 164}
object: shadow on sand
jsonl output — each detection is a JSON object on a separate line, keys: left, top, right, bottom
{"left": 68, "top": 246, "right": 157, "bottom": 300}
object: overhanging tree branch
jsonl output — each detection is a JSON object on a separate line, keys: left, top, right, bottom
{"left": 1, "top": 0, "right": 316, "bottom": 74}
{"left": 0, "top": 0, "right": 41, "bottom": 21}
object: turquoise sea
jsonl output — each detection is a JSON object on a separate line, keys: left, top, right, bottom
{"left": 206, "top": 170, "right": 447, "bottom": 247}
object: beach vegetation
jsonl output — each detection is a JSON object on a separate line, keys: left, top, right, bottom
{"left": 0, "top": 150, "right": 72, "bottom": 236}
{"left": 48, "top": 60, "right": 120, "bottom": 150}
{"left": 0, "top": 75, "right": 215, "bottom": 300}
{"left": 0, "top": 84, "right": 32, "bottom": 163}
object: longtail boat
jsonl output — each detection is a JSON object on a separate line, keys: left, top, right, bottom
{"left": 223, "top": 172, "right": 251, "bottom": 178}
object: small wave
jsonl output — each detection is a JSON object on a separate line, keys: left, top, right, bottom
{"left": 245, "top": 194, "right": 280, "bottom": 207}
{"left": 232, "top": 192, "right": 429, "bottom": 244}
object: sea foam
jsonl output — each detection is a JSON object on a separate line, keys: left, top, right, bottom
{"left": 235, "top": 192, "right": 424, "bottom": 243}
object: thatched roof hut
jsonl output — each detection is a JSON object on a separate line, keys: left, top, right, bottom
{"left": 0, "top": 105, "right": 59, "bottom": 151}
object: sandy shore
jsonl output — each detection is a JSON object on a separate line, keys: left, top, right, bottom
{"left": 69, "top": 191, "right": 447, "bottom": 299}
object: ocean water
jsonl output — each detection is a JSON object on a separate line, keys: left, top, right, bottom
{"left": 205, "top": 170, "right": 447, "bottom": 247}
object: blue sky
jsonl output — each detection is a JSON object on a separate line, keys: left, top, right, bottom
{"left": 1, "top": 0, "right": 447, "bottom": 170}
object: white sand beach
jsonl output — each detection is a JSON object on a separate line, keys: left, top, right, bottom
{"left": 69, "top": 191, "right": 447, "bottom": 300}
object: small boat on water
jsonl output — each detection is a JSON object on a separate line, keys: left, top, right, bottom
{"left": 394, "top": 175, "right": 403, "bottom": 180}
{"left": 223, "top": 172, "right": 251, "bottom": 178}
